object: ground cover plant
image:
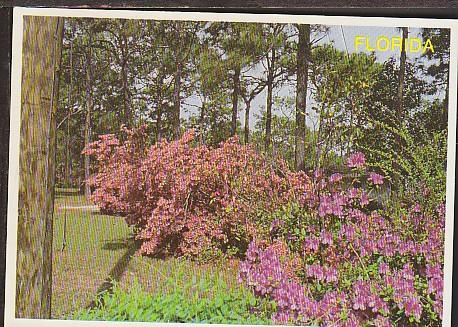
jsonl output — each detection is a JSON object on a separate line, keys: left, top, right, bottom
{"left": 75, "top": 278, "right": 272, "bottom": 324}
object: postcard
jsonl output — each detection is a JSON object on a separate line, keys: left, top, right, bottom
{"left": 4, "top": 7, "right": 458, "bottom": 327}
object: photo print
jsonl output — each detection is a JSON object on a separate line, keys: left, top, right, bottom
{"left": 5, "top": 8, "right": 458, "bottom": 327}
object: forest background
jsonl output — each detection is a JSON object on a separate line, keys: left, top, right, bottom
{"left": 56, "top": 19, "right": 449, "bottom": 194}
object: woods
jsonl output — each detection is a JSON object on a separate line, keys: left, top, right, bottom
{"left": 16, "top": 15, "right": 450, "bottom": 326}
{"left": 54, "top": 20, "right": 449, "bottom": 191}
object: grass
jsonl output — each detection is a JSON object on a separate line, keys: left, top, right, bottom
{"left": 51, "top": 188, "right": 240, "bottom": 320}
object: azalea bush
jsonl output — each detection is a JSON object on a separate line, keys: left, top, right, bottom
{"left": 84, "top": 126, "right": 310, "bottom": 259}
{"left": 238, "top": 153, "right": 445, "bottom": 326}
{"left": 85, "top": 128, "right": 445, "bottom": 326}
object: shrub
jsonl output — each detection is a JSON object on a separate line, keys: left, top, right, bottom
{"left": 238, "top": 153, "right": 445, "bottom": 326}
{"left": 74, "top": 278, "right": 272, "bottom": 324}
{"left": 84, "top": 127, "right": 311, "bottom": 259}
{"left": 361, "top": 120, "right": 447, "bottom": 213}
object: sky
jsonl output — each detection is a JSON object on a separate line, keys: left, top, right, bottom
{"left": 180, "top": 25, "right": 442, "bottom": 131}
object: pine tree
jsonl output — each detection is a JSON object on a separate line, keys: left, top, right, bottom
{"left": 295, "top": 24, "right": 310, "bottom": 171}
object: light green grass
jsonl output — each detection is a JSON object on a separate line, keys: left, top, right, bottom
{"left": 51, "top": 189, "right": 240, "bottom": 320}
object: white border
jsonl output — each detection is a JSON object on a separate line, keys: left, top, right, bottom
{"left": 5, "top": 7, "right": 458, "bottom": 327}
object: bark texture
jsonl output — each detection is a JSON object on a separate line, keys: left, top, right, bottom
{"left": 16, "top": 16, "right": 63, "bottom": 318}
{"left": 84, "top": 32, "right": 93, "bottom": 200}
{"left": 231, "top": 65, "right": 241, "bottom": 136}
{"left": 397, "top": 27, "right": 408, "bottom": 121}
{"left": 295, "top": 24, "right": 310, "bottom": 171}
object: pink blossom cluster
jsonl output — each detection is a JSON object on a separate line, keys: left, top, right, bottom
{"left": 238, "top": 153, "right": 445, "bottom": 326}
{"left": 84, "top": 127, "right": 311, "bottom": 257}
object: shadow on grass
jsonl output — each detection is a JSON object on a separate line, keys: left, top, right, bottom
{"left": 55, "top": 189, "right": 81, "bottom": 197}
{"left": 90, "top": 210, "right": 124, "bottom": 218}
{"left": 102, "top": 241, "right": 128, "bottom": 251}
{"left": 101, "top": 236, "right": 136, "bottom": 251}
{"left": 87, "top": 237, "right": 142, "bottom": 310}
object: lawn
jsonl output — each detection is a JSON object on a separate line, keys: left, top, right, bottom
{"left": 51, "top": 188, "right": 240, "bottom": 319}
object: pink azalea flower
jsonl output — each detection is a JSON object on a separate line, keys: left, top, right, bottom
{"left": 329, "top": 173, "right": 343, "bottom": 183}
{"left": 368, "top": 172, "right": 384, "bottom": 185}
{"left": 347, "top": 152, "right": 366, "bottom": 169}
{"left": 404, "top": 296, "right": 422, "bottom": 320}
{"left": 379, "top": 262, "right": 390, "bottom": 275}
{"left": 360, "top": 192, "right": 370, "bottom": 206}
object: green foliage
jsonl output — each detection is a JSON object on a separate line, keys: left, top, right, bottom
{"left": 421, "top": 28, "right": 450, "bottom": 93}
{"left": 309, "top": 45, "right": 383, "bottom": 170}
{"left": 355, "top": 58, "right": 430, "bottom": 153}
{"left": 399, "top": 129, "right": 447, "bottom": 210}
{"left": 74, "top": 277, "right": 272, "bottom": 324}
{"left": 360, "top": 118, "right": 447, "bottom": 211}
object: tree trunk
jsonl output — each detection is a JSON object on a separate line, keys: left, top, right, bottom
{"left": 65, "top": 24, "right": 75, "bottom": 187}
{"left": 265, "top": 47, "right": 275, "bottom": 151}
{"left": 84, "top": 34, "right": 93, "bottom": 200}
{"left": 120, "top": 24, "right": 131, "bottom": 127}
{"left": 244, "top": 100, "right": 251, "bottom": 144}
{"left": 16, "top": 16, "right": 64, "bottom": 318}
{"left": 199, "top": 100, "right": 206, "bottom": 144}
{"left": 347, "top": 98, "right": 355, "bottom": 155}
{"left": 172, "top": 60, "right": 182, "bottom": 140}
{"left": 155, "top": 74, "right": 164, "bottom": 142}
{"left": 231, "top": 65, "right": 241, "bottom": 136}
{"left": 295, "top": 24, "right": 310, "bottom": 171}
{"left": 65, "top": 119, "right": 71, "bottom": 186}
{"left": 397, "top": 27, "right": 408, "bottom": 121}
{"left": 315, "top": 104, "right": 325, "bottom": 171}
{"left": 444, "top": 60, "right": 450, "bottom": 126}
{"left": 121, "top": 59, "right": 130, "bottom": 126}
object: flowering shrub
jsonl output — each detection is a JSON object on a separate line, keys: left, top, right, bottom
{"left": 84, "top": 126, "right": 311, "bottom": 258}
{"left": 85, "top": 130, "right": 445, "bottom": 325}
{"left": 238, "top": 152, "right": 445, "bottom": 326}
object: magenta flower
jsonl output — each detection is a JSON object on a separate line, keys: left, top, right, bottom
{"left": 368, "top": 172, "right": 384, "bottom": 185}
{"left": 404, "top": 296, "right": 422, "bottom": 320}
{"left": 347, "top": 187, "right": 359, "bottom": 199}
{"left": 307, "top": 264, "right": 324, "bottom": 281}
{"left": 329, "top": 173, "right": 343, "bottom": 183}
{"left": 270, "top": 218, "right": 285, "bottom": 232}
{"left": 360, "top": 192, "right": 370, "bottom": 206}
{"left": 304, "top": 236, "right": 320, "bottom": 252}
{"left": 347, "top": 152, "right": 366, "bottom": 169}
{"left": 318, "top": 195, "right": 332, "bottom": 217}
{"left": 379, "top": 262, "right": 390, "bottom": 275}
{"left": 314, "top": 168, "right": 324, "bottom": 179}
{"left": 320, "top": 230, "right": 333, "bottom": 245}
{"left": 412, "top": 203, "right": 421, "bottom": 213}
{"left": 353, "top": 295, "right": 366, "bottom": 310}
{"left": 272, "top": 312, "right": 290, "bottom": 324}
{"left": 373, "top": 315, "right": 391, "bottom": 327}
{"left": 324, "top": 267, "right": 338, "bottom": 283}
